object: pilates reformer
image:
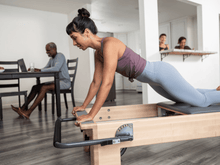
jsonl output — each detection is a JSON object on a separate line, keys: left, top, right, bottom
{"left": 53, "top": 102, "right": 220, "bottom": 165}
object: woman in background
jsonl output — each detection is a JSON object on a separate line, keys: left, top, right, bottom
{"left": 159, "top": 33, "right": 169, "bottom": 51}
{"left": 175, "top": 36, "right": 191, "bottom": 50}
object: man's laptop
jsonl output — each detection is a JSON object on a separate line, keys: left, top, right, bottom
{"left": 18, "top": 58, "right": 27, "bottom": 72}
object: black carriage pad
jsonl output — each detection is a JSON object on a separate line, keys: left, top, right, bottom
{"left": 157, "top": 102, "right": 220, "bottom": 114}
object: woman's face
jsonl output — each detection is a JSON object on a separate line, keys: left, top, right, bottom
{"left": 69, "top": 31, "right": 89, "bottom": 51}
{"left": 180, "top": 39, "right": 186, "bottom": 48}
{"left": 160, "top": 35, "right": 166, "bottom": 43}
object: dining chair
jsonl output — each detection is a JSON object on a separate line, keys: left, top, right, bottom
{"left": 44, "top": 58, "right": 78, "bottom": 114}
{"left": 0, "top": 59, "right": 28, "bottom": 120}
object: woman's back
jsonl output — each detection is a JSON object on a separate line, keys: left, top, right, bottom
{"left": 100, "top": 37, "right": 146, "bottom": 82}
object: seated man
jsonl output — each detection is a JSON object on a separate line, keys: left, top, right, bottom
{"left": 11, "top": 42, "right": 71, "bottom": 119}
{"left": 0, "top": 66, "right": 4, "bottom": 70}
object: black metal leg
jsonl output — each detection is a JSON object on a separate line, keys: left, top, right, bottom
{"left": 0, "top": 97, "right": 2, "bottom": 120}
{"left": 18, "top": 95, "right": 21, "bottom": 107}
{"left": 71, "top": 89, "right": 75, "bottom": 107}
{"left": 44, "top": 94, "right": 47, "bottom": 112}
{"left": 63, "top": 93, "right": 68, "bottom": 109}
{"left": 36, "top": 77, "right": 42, "bottom": 111}
{"left": 52, "top": 93, "right": 55, "bottom": 115}
{"left": 24, "top": 93, "right": 28, "bottom": 110}
{"left": 55, "top": 73, "right": 61, "bottom": 117}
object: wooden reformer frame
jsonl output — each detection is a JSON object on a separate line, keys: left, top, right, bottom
{"left": 54, "top": 103, "right": 220, "bottom": 165}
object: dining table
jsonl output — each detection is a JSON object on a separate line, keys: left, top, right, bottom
{"left": 0, "top": 71, "right": 62, "bottom": 117}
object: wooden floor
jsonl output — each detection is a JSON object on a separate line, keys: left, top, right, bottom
{"left": 1, "top": 90, "right": 220, "bottom": 165}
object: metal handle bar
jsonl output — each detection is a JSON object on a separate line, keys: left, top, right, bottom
{"left": 53, "top": 113, "right": 133, "bottom": 149}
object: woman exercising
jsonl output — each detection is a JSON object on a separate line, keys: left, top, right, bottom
{"left": 68, "top": 8, "right": 220, "bottom": 125}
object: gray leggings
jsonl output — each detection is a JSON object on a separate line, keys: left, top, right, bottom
{"left": 136, "top": 61, "right": 219, "bottom": 107}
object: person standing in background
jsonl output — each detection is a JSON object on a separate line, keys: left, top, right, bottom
{"left": 159, "top": 33, "right": 169, "bottom": 51}
{"left": 175, "top": 36, "right": 192, "bottom": 50}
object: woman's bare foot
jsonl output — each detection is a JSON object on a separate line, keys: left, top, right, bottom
{"left": 216, "top": 86, "right": 220, "bottom": 91}
{"left": 11, "top": 105, "right": 29, "bottom": 119}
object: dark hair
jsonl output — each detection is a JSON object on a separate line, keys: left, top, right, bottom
{"left": 66, "top": 8, "right": 98, "bottom": 35}
{"left": 178, "top": 36, "right": 186, "bottom": 44}
{"left": 159, "top": 33, "right": 166, "bottom": 38}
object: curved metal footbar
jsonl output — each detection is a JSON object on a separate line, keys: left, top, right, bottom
{"left": 53, "top": 111, "right": 133, "bottom": 156}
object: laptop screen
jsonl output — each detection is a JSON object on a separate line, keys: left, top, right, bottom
{"left": 18, "top": 59, "right": 27, "bottom": 72}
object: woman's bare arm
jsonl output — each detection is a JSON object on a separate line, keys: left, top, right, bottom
{"left": 81, "top": 52, "right": 103, "bottom": 108}
{"left": 72, "top": 51, "right": 103, "bottom": 115}
{"left": 87, "top": 39, "right": 119, "bottom": 119}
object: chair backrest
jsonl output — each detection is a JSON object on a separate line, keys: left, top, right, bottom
{"left": 0, "top": 60, "right": 20, "bottom": 89}
{"left": 67, "top": 58, "right": 78, "bottom": 89}
{"left": 0, "top": 61, "right": 19, "bottom": 73}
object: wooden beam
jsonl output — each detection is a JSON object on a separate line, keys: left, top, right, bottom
{"left": 93, "top": 112, "right": 220, "bottom": 147}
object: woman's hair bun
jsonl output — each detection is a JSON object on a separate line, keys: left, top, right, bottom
{"left": 66, "top": 7, "right": 97, "bottom": 35}
{"left": 78, "top": 8, "right": 90, "bottom": 18}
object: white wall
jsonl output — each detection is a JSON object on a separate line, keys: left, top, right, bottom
{"left": 0, "top": 4, "right": 70, "bottom": 108}
{"left": 186, "top": 16, "right": 196, "bottom": 49}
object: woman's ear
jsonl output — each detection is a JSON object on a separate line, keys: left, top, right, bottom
{"left": 84, "top": 28, "right": 91, "bottom": 38}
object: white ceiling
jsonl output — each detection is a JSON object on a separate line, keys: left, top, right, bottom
{"left": 91, "top": 0, "right": 139, "bottom": 33}
{"left": 158, "top": 0, "right": 197, "bottom": 24}
{"left": 0, "top": 0, "right": 196, "bottom": 33}
{"left": 0, "top": 0, "right": 91, "bottom": 14}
